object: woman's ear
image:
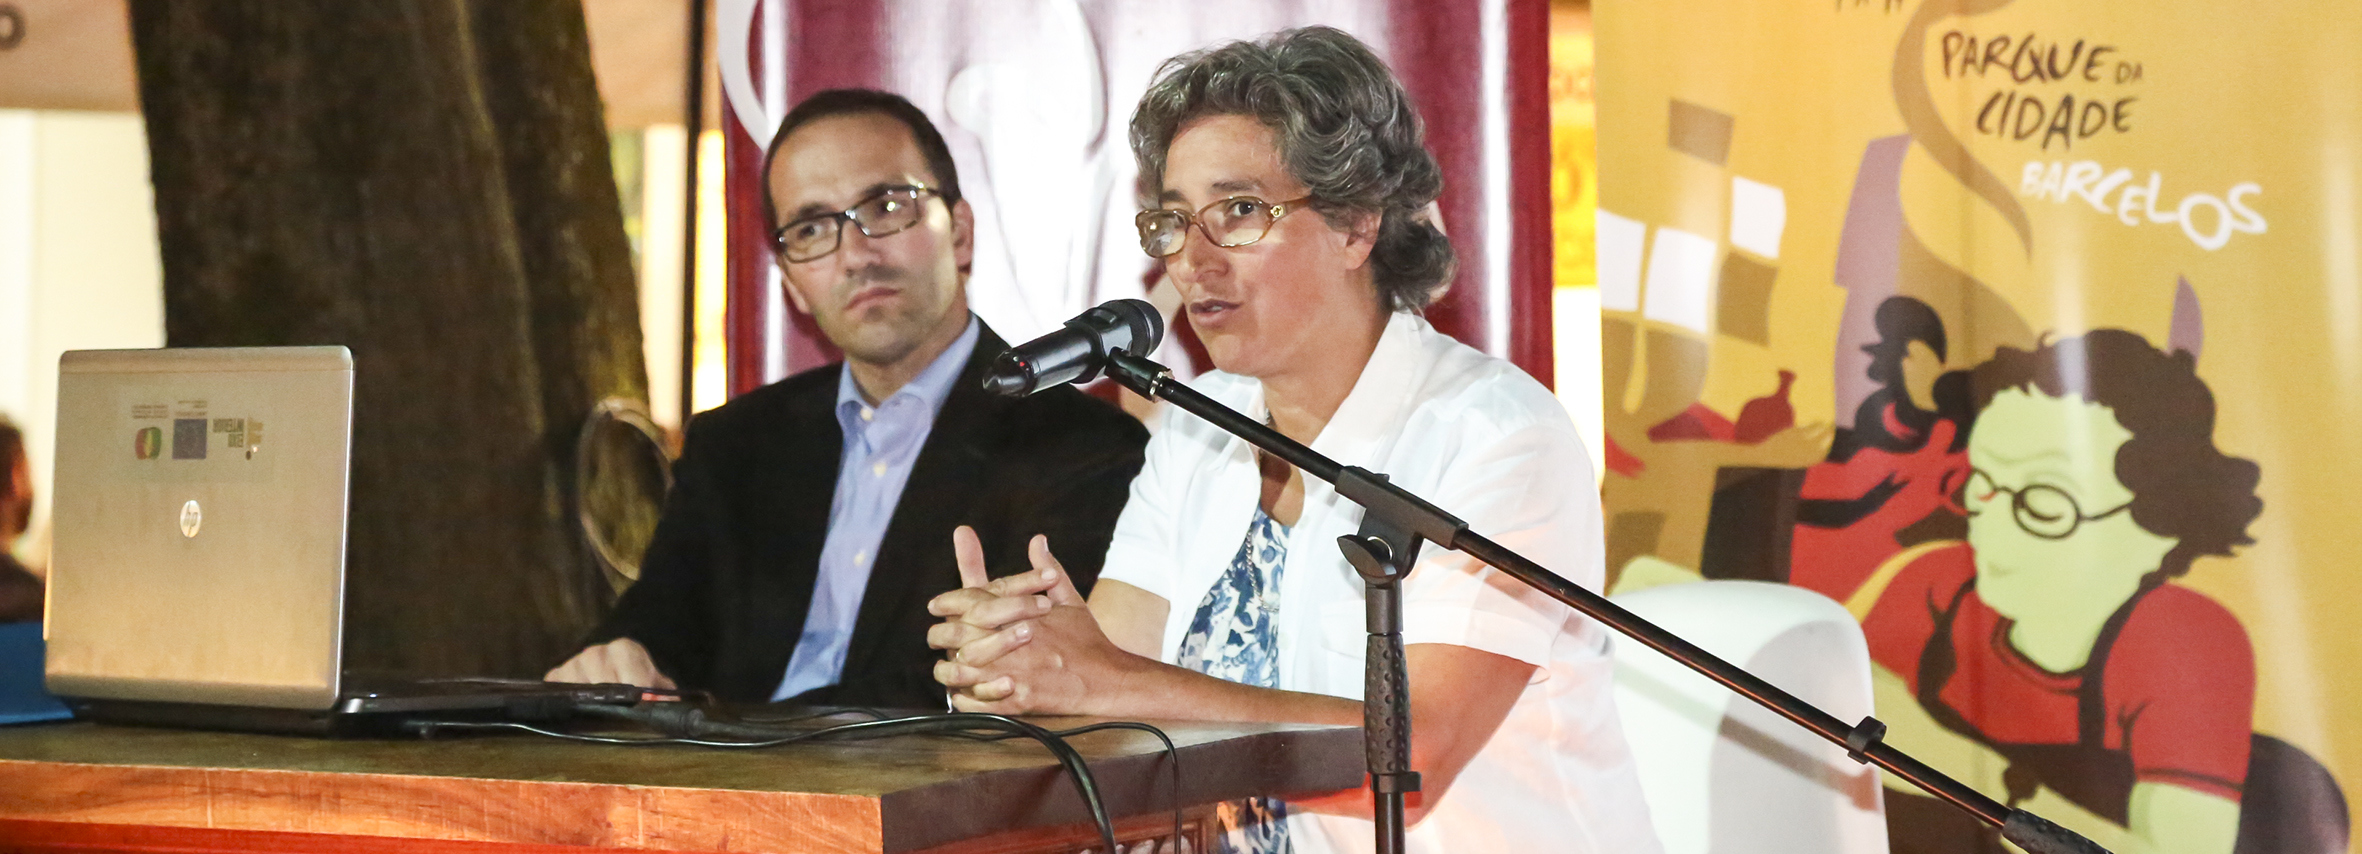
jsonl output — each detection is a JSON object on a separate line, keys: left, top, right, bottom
{"left": 1338, "top": 208, "right": 1382, "bottom": 270}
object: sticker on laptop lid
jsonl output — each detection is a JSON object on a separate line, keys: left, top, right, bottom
{"left": 212, "top": 417, "right": 245, "bottom": 454}
{"left": 116, "top": 391, "right": 277, "bottom": 482}
{"left": 172, "top": 418, "right": 206, "bottom": 460}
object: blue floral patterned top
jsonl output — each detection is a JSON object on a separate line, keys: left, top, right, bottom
{"left": 1176, "top": 507, "right": 1295, "bottom": 854}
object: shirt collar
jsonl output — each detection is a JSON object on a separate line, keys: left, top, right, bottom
{"left": 835, "top": 314, "right": 982, "bottom": 428}
{"left": 1230, "top": 311, "right": 1430, "bottom": 470}
{"left": 1307, "top": 311, "right": 1428, "bottom": 464}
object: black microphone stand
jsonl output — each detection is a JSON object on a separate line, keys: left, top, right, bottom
{"left": 1099, "top": 350, "right": 2110, "bottom": 854}
{"left": 1336, "top": 482, "right": 1421, "bottom": 854}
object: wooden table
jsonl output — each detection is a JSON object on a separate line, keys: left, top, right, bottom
{"left": 0, "top": 716, "right": 1359, "bottom": 854}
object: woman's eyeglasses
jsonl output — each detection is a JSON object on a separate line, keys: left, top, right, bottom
{"left": 1963, "top": 468, "right": 2133, "bottom": 539}
{"left": 1134, "top": 195, "right": 1314, "bottom": 258}
{"left": 770, "top": 185, "right": 941, "bottom": 263}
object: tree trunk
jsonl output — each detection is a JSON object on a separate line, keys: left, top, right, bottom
{"left": 127, "top": 0, "right": 652, "bottom": 678}
{"left": 465, "top": 0, "right": 663, "bottom": 629}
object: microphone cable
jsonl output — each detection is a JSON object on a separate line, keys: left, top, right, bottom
{"left": 942, "top": 718, "right": 1184, "bottom": 849}
{"left": 403, "top": 703, "right": 1184, "bottom": 852}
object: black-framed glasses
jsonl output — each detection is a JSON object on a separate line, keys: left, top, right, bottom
{"left": 1963, "top": 468, "right": 2133, "bottom": 540}
{"left": 770, "top": 185, "right": 941, "bottom": 263}
{"left": 1135, "top": 195, "right": 1314, "bottom": 258}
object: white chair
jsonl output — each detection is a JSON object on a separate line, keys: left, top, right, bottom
{"left": 1610, "top": 580, "right": 1889, "bottom": 854}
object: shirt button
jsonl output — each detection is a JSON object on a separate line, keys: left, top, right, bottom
{"left": 853, "top": 550, "right": 868, "bottom": 566}
{"left": 860, "top": 407, "right": 874, "bottom": 422}
{"left": 872, "top": 461, "right": 887, "bottom": 477}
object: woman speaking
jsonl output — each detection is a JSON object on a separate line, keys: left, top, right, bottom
{"left": 928, "top": 27, "right": 1661, "bottom": 854}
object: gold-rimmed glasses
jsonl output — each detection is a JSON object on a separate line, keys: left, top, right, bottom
{"left": 770, "top": 185, "right": 941, "bottom": 263}
{"left": 1134, "top": 195, "right": 1315, "bottom": 258}
{"left": 1963, "top": 468, "right": 2134, "bottom": 540}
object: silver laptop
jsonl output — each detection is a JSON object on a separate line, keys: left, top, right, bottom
{"left": 45, "top": 346, "right": 635, "bottom": 735}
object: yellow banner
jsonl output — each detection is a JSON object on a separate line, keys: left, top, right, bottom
{"left": 1593, "top": 1, "right": 2360, "bottom": 850}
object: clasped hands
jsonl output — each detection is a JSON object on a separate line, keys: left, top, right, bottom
{"left": 927, "top": 525, "right": 1139, "bottom": 715}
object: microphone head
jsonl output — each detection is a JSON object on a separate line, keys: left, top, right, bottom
{"left": 1099, "top": 298, "right": 1165, "bottom": 356}
{"left": 982, "top": 298, "right": 1168, "bottom": 398}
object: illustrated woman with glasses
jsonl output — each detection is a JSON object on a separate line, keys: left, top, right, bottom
{"left": 1852, "top": 330, "right": 2320, "bottom": 854}
{"left": 926, "top": 26, "right": 1663, "bottom": 854}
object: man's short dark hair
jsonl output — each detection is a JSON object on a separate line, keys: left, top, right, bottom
{"left": 758, "top": 89, "right": 962, "bottom": 235}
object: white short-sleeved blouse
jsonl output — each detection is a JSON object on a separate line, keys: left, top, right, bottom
{"left": 1098, "top": 311, "right": 1663, "bottom": 854}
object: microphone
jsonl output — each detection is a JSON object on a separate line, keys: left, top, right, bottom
{"left": 983, "top": 299, "right": 1165, "bottom": 396}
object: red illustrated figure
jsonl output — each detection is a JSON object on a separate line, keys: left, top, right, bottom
{"left": 1789, "top": 296, "right": 1973, "bottom": 602}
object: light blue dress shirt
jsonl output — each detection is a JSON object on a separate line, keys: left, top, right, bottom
{"left": 771, "top": 316, "right": 981, "bottom": 700}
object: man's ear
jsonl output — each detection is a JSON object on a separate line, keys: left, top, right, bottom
{"left": 778, "top": 268, "right": 814, "bottom": 316}
{"left": 950, "top": 198, "right": 977, "bottom": 275}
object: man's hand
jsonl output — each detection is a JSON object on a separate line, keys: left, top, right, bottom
{"left": 545, "top": 637, "right": 677, "bottom": 690}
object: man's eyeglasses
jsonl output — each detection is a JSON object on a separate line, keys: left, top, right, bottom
{"left": 771, "top": 185, "right": 941, "bottom": 263}
{"left": 1963, "top": 468, "right": 2133, "bottom": 539}
{"left": 1135, "top": 195, "right": 1314, "bottom": 258}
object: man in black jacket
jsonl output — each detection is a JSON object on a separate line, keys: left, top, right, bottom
{"left": 546, "top": 90, "right": 1146, "bottom": 708}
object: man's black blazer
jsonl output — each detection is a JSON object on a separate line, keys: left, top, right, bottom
{"left": 588, "top": 323, "right": 1148, "bottom": 707}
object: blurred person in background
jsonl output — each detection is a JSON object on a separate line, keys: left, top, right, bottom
{"left": 0, "top": 415, "right": 42, "bottom": 623}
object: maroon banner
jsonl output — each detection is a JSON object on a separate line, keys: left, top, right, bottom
{"left": 719, "top": 0, "right": 1555, "bottom": 393}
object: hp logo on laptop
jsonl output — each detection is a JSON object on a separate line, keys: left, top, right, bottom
{"left": 179, "top": 500, "right": 202, "bottom": 539}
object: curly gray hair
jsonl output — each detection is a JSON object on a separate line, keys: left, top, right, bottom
{"left": 1129, "top": 26, "right": 1454, "bottom": 312}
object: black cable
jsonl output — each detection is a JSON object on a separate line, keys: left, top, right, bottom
{"left": 701, "top": 710, "right": 1120, "bottom": 850}
{"left": 410, "top": 710, "right": 1115, "bottom": 840}
{"left": 405, "top": 707, "right": 1141, "bottom": 852}
{"left": 1048, "top": 721, "right": 1183, "bottom": 850}
{"left": 780, "top": 712, "right": 1181, "bottom": 848}
{"left": 948, "top": 721, "right": 1183, "bottom": 846}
